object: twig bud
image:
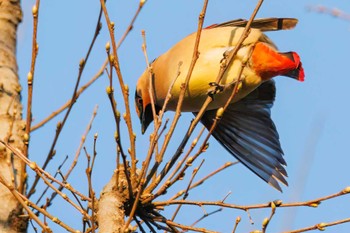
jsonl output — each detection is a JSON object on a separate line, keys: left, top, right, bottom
{"left": 29, "top": 162, "right": 37, "bottom": 170}
{"left": 179, "top": 172, "right": 185, "bottom": 180}
{"left": 140, "top": 0, "right": 146, "bottom": 7}
{"left": 342, "top": 186, "right": 350, "bottom": 194}
{"left": 62, "top": 193, "right": 68, "bottom": 200}
{"left": 23, "top": 133, "right": 30, "bottom": 144}
{"left": 236, "top": 216, "right": 241, "bottom": 223}
{"left": 308, "top": 202, "right": 320, "bottom": 208}
{"left": 202, "top": 142, "right": 209, "bottom": 152}
{"left": 106, "top": 86, "right": 113, "bottom": 95}
{"left": 27, "top": 72, "right": 33, "bottom": 84}
{"left": 317, "top": 223, "right": 326, "bottom": 231}
{"left": 270, "top": 201, "right": 276, "bottom": 211}
{"left": 110, "top": 21, "right": 115, "bottom": 30}
{"left": 32, "top": 5, "right": 38, "bottom": 17}
{"left": 94, "top": 133, "right": 98, "bottom": 139}
{"left": 191, "top": 138, "right": 198, "bottom": 147}
{"left": 216, "top": 107, "right": 224, "bottom": 118}
{"left": 35, "top": 43, "right": 39, "bottom": 54}
{"left": 105, "top": 41, "right": 110, "bottom": 52}
{"left": 186, "top": 157, "right": 194, "bottom": 166}
{"left": 114, "top": 131, "right": 119, "bottom": 141}
{"left": 109, "top": 54, "right": 115, "bottom": 63}
{"left": 52, "top": 217, "right": 59, "bottom": 223}
{"left": 79, "top": 58, "right": 85, "bottom": 68}
{"left": 177, "top": 190, "right": 184, "bottom": 196}
{"left": 262, "top": 217, "right": 269, "bottom": 227}
{"left": 273, "top": 199, "right": 282, "bottom": 206}
{"left": 165, "top": 180, "right": 171, "bottom": 187}
{"left": 56, "top": 121, "right": 62, "bottom": 130}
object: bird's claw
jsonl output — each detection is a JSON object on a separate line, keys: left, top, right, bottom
{"left": 207, "top": 82, "right": 225, "bottom": 99}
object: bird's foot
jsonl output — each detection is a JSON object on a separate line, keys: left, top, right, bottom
{"left": 207, "top": 82, "right": 225, "bottom": 99}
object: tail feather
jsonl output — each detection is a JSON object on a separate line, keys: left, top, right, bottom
{"left": 280, "top": 52, "right": 305, "bottom": 81}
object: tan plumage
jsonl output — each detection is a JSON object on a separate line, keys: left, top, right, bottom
{"left": 135, "top": 18, "right": 304, "bottom": 191}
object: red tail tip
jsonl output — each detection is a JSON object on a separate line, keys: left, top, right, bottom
{"left": 292, "top": 52, "right": 305, "bottom": 82}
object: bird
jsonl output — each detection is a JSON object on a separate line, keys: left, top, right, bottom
{"left": 135, "top": 18, "right": 304, "bottom": 191}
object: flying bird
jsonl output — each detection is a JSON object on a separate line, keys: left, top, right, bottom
{"left": 135, "top": 18, "right": 304, "bottom": 191}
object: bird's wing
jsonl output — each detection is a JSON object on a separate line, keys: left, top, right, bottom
{"left": 205, "top": 18, "right": 298, "bottom": 31}
{"left": 196, "top": 80, "right": 287, "bottom": 191}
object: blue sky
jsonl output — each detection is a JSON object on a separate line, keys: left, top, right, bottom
{"left": 18, "top": 0, "right": 350, "bottom": 232}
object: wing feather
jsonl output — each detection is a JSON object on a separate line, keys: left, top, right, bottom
{"left": 196, "top": 80, "right": 287, "bottom": 191}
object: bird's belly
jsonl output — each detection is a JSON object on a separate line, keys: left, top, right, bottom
{"left": 162, "top": 73, "right": 262, "bottom": 112}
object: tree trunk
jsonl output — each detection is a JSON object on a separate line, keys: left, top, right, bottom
{"left": 0, "top": 0, "right": 27, "bottom": 232}
{"left": 98, "top": 173, "right": 127, "bottom": 233}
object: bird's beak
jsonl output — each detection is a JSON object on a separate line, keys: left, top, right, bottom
{"left": 141, "top": 104, "right": 154, "bottom": 134}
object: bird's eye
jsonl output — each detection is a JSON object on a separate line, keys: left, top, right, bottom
{"left": 137, "top": 97, "right": 143, "bottom": 106}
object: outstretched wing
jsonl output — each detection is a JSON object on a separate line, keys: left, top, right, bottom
{"left": 205, "top": 18, "right": 298, "bottom": 31}
{"left": 197, "top": 80, "right": 287, "bottom": 191}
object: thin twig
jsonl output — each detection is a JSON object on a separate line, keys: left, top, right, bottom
{"left": 105, "top": 47, "right": 134, "bottom": 200}
{"left": 116, "top": 1, "right": 147, "bottom": 48}
{"left": 33, "top": 106, "right": 98, "bottom": 214}
{"left": 284, "top": 218, "right": 350, "bottom": 233}
{"left": 186, "top": 208, "right": 223, "bottom": 232}
{"left": 153, "top": 186, "right": 350, "bottom": 210}
{"left": 161, "top": 219, "right": 219, "bottom": 233}
{"left": 27, "top": 6, "right": 103, "bottom": 198}
{"left": 158, "top": 126, "right": 205, "bottom": 200}
{"left": 30, "top": 60, "right": 106, "bottom": 132}
{"left": 171, "top": 160, "right": 205, "bottom": 221}
{"left": 231, "top": 216, "right": 241, "bottom": 233}
{"left": 262, "top": 202, "right": 276, "bottom": 233}
{"left": 85, "top": 135, "right": 97, "bottom": 232}
{"left": 99, "top": 0, "right": 137, "bottom": 183}
{"left": 1, "top": 141, "right": 90, "bottom": 202}
{"left": 35, "top": 155, "right": 68, "bottom": 205}
{"left": 142, "top": 62, "right": 182, "bottom": 189}
{"left": 23, "top": 0, "right": 40, "bottom": 194}
{"left": 66, "top": 105, "right": 98, "bottom": 178}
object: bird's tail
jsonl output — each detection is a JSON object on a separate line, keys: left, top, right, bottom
{"left": 278, "top": 51, "right": 305, "bottom": 81}
{"left": 251, "top": 42, "right": 305, "bottom": 82}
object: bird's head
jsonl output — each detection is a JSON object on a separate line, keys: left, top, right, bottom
{"left": 135, "top": 70, "right": 160, "bottom": 134}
